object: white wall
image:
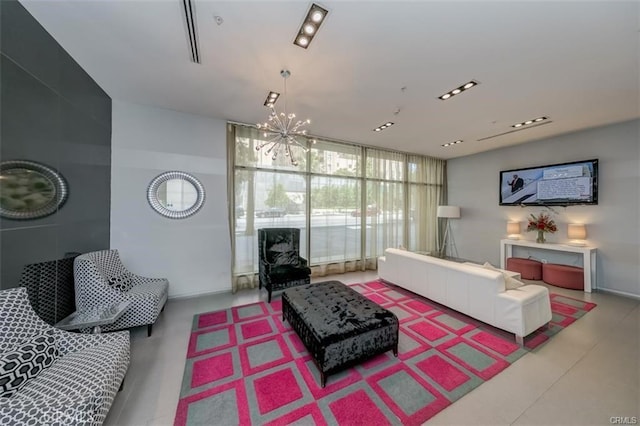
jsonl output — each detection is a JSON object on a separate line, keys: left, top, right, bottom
{"left": 111, "top": 100, "right": 231, "bottom": 298}
{"left": 447, "top": 120, "right": 640, "bottom": 298}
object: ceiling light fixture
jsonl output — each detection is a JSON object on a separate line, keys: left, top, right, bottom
{"left": 438, "top": 80, "right": 479, "bottom": 100}
{"left": 263, "top": 91, "right": 280, "bottom": 107}
{"left": 373, "top": 122, "right": 394, "bottom": 132}
{"left": 256, "top": 70, "right": 314, "bottom": 166}
{"left": 294, "top": 3, "right": 328, "bottom": 49}
{"left": 512, "top": 116, "right": 548, "bottom": 128}
{"left": 441, "top": 140, "right": 463, "bottom": 147}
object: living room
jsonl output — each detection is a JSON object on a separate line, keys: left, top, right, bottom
{"left": 1, "top": 1, "right": 638, "bottom": 425}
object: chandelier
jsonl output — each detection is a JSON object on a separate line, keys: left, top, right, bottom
{"left": 256, "top": 70, "right": 314, "bottom": 166}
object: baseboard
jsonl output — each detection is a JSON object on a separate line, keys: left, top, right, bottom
{"left": 168, "top": 288, "right": 232, "bottom": 300}
{"left": 596, "top": 287, "right": 640, "bottom": 301}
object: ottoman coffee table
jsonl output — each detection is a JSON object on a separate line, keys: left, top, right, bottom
{"left": 282, "top": 280, "right": 399, "bottom": 387}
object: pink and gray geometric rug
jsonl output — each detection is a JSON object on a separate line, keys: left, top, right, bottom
{"left": 174, "top": 280, "right": 596, "bottom": 426}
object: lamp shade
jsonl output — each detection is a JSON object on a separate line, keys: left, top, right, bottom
{"left": 437, "top": 205, "right": 460, "bottom": 219}
{"left": 507, "top": 221, "right": 521, "bottom": 235}
{"left": 568, "top": 223, "right": 586, "bottom": 240}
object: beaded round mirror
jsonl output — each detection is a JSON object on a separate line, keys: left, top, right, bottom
{"left": 0, "top": 160, "right": 68, "bottom": 220}
{"left": 147, "top": 171, "right": 205, "bottom": 219}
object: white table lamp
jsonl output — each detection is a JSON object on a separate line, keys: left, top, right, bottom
{"left": 507, "top": 221, "right": 521, "bottom": 240}
{"left": 568, "top": 223, "right": 587, "bottom": 246}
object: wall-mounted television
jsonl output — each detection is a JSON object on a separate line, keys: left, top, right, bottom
{"left": 499, "top": 159, "right": 598, "bottom": 206}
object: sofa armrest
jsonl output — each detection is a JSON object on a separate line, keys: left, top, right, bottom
{"left": 0, "top": 393, "right": 101, "bottom": 426}
{"left": 298, "top": 257, "right": 308, "bottom": 267}
{"left": 130, "top": 274, "right": 168, "bottom": 286}
{"left": 496, "top": 285, "right": 552, "bottom": 338}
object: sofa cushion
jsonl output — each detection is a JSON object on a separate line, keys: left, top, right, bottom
{"left": 108, "top": 273, "right": 133, "bottom": 292}
{"left": 269, "top": 264, "right": 312, "bottom": 282}
{"left": 270, "top": 250, "right": 300, "bottom": 266}
{"left": 483, "top": 262, "right": 524, "bottom": 290}
{"left": 0, "top": 332, "right": 58, "bottom": 398}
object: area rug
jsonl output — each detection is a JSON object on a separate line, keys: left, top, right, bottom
{"left": 174, "top": 281, "right": 595, "bottom": 426}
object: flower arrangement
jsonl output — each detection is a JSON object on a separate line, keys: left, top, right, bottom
{"left": 527, "top": 212, "right": 557, "bottom": 243}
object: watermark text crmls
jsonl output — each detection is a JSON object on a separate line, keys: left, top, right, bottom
{"left": 610, "top": 416, "right": 638, "bottom": 425}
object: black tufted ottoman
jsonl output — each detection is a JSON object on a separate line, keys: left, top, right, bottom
{"left": 282, "top": 280, "right": 399, "bottom": 387}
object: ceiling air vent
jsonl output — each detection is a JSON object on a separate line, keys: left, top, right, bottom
{"left": 182, "top": 0, "right": 200, "bottom": 63}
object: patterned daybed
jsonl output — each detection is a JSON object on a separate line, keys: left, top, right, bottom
{"left": 0, "top": 287, "right": 130, "bottom": 425}
{"left": 282, "top": 281, "right": 399, "bottom": 387}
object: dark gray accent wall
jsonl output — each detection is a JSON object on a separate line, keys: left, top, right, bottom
{"left": 0, "top": 0, "right": 111, "bottom": 290}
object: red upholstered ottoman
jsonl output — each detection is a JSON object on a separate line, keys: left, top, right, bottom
{"left": 542, "top": 263, "right": 584, "bottom": 290}
{"left": 506, "top": 257, "right": 543, "bottom": 280}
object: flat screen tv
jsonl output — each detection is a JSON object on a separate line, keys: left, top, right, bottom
{"left": 499, "top": 159, "right": 598, "bottom": 206}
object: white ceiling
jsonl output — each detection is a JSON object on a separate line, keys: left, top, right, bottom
{"left": 20, "top": 0, "right": 640, "bottom": 159}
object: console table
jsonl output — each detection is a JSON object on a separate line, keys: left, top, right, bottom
{"left": 500, "top": 239, "right": 597, "bottom": 292}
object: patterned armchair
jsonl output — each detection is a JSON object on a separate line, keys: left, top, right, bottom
{"left": 74, "top": 249, "right": 169, "bottom": 337}
{"left": 258, "top": 228, "right": 311, "bottom": 302}
{"left": 0, "top": 287, "right": 129, "bottom": 425}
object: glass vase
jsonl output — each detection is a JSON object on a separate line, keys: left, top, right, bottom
{"left": 536, "top": 230, "right": 546, "bottom": 243}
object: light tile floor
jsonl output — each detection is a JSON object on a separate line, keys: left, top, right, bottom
{"left": 105, "top": 271, "right": 639, "bottom": 426}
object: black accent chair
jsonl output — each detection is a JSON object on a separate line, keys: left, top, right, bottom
{"left": 258, "top": 228, "right": 311, "bottom": 302}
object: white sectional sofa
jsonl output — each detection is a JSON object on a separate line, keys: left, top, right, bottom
{"left": 378, "top": 248, "right": 552, "bottom": 344}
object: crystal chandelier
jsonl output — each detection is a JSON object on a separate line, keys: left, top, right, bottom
{"left": 256, "top": 70, "right": 314, "bottom": 166}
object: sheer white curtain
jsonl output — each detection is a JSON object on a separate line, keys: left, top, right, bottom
{"left": 407, "top": 155, "right": 447, "bottom": 253}
{"left": 307, "top": 140, "right": 367, "bottom": 276}
{"left": 365, "top": 149, "right": 406, "bottom": 264}
{"left": 227, "top": 123, "right": 447, "bottom": 291}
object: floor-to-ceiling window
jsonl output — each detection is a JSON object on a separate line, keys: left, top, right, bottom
{"left": 228, "top": 124, "right": 446, "bottom": 291}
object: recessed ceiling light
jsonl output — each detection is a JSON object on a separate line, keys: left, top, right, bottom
{"left": 294, "top": 4, "right": 329, "bottom": 49}
{"left": 512, "top": 116, "right": 548, "bottom": 128}
{"left": 311, "top": 10, "right": 325, "bottom": 23}
{"left": 373, "top": 122, "right": 394, "bottom": 132}
{"left": 441, "top": 140, "right": 463, "bottom": 147}
{"left": 263, "top": 91, "right": 280, "bottom": 107}
{"left": 438, "top": 80, "right": 479, "bottom": 100}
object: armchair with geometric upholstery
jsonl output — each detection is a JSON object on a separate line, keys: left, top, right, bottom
{"left": 258, "top": 228, "right": 311, "bottom": 302}
{"left": 74, "top": 249, "right": 169, "bottom": 337}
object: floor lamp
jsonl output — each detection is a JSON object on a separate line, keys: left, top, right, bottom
{"left": 437, "top": 206, "right": 460, "bottom": 258}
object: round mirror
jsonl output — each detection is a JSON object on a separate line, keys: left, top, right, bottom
{"left": 155, "top": 178, "right": 198, "bottom": 211}
{"left": 147, "top": 171, "right": 205, "bottom": 219}
{"left": 0, "top": 160, "right": 68, "bottom": 220}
